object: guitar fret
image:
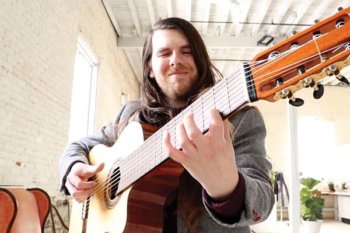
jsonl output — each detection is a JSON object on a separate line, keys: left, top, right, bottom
{"left": 118, "top": 67, "right": 250, "bottom": 193}
{"left": 212, "top": 86, "right": 216, "bottom": 109}
{"left": 226, "top": 72, "right": 232, "bottom": 112}
{"left": 200, "top": 96, "right": 204, "bottom": 132}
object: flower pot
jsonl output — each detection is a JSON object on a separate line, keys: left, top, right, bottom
{"left": 302, "top": 220, "right": 322, "bottom": 233}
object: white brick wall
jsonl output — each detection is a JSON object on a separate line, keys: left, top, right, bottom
{"left": 0, "top": 1, "right": 139, "bottom": 231}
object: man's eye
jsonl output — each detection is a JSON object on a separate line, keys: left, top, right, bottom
{"left": 158, "top": 52, "right": 170, "bottom": 57}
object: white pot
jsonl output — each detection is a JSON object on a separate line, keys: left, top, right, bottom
{"left": 334, "top": 181, "right": 343, "bottom": 191}
{"left": 302, "top": 220, "right": 322, "bottom": 233}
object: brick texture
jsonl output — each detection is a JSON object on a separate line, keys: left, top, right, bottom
{"left": 0, "top": 1, "right": 139, "bottom": 232}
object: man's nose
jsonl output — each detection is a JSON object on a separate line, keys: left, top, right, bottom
{"left": 169, "top": 52, "right": 182, "bottom": 67}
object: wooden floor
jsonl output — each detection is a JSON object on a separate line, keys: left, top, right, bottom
{"left": 318, "top": 220, "right": 350, "bottom": 233}
{"left": 251, "top": 220, "right": 350, "bottom": 233}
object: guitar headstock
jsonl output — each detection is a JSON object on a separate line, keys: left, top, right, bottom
{"left": 249, "top": 7, "right": 350, "bottom": 106}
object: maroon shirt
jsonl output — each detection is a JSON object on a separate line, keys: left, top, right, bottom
{"left": 202, "top": 173, "right": 246, "bottom": 223}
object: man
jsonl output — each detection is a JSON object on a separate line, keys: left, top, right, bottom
{"left": 59, "top": 17, "right": 274, "bottom": 233}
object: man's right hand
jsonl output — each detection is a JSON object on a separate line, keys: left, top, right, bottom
{"left": 65, "top": 162, "right": 104, "bottom": 202}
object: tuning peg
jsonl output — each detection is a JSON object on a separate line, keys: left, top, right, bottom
{"left": 291, "top": 42, "right": 299, "bottom": 50}
{"left": 268, "top": 51, "right": 280, "bottom": 61}
{"left": 329, "top": 64, "right": 350, "bottom": 85}
{"left": 336, "top": 19, "right": 345, "bottom": 28}
{"left": 302, "top": 77, "right": 315, "bottom": 88}
{"left": 339, "top": 76, "right": 350, "bottom": 85}
{"left": 313, "top": 31, "right": 321, "bottom": 39}
{"left": 345, "top": 41, "right": 350, "bottom": 50}
{"left": 297, "top": 65, "right": 306, "bottom": 75}
{"left": 280, "top": 88, "right": 304, "bottom": 106}
{"left": 289, "top": 97, "right": 304, "bottom": 107}
{"left": 313, "top": 83, "right": 324, "bottom": 99}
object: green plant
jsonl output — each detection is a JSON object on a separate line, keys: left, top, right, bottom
{"left": 328, "top": 181, "right": 335, "bottom": 192}
{"left": 269, "top": 171, "right": 278, "bottom": 186}
{"left": 300, "top": 177, "right": 325, "bottom": 221}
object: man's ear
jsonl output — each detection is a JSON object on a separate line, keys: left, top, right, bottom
{"left": 149, "top": 65, "right": 155, "bottom": 78}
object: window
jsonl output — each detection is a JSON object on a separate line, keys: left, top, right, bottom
{"left": 68, "top": 37, "right": 99, "bottom": 142}
{"left": 298, "top": 118, "right": 336, "bottom": 179}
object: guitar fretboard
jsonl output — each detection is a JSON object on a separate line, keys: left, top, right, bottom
{"left": 117, "top": 66, "right": 250, "bottom": 193}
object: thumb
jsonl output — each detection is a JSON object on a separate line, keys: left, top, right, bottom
{"left": 78, "top": 162, "right": 105, "bottom": 178}
{"left": 93, "top": 162, "right": 105, "bottom": 173}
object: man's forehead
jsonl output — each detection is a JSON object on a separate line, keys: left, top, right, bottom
{"left": 152, "top": 29, "right": 189, "bottom": 49}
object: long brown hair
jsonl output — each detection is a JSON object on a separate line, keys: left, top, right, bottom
{"left": 140, "top": 17, "right": 222, "bottom": 232}
{"left": 141, "top": 17, "right": 222, "bottom": 126}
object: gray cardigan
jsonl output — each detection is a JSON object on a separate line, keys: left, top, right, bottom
{"left": 59, "top": 101, "right": 274, "bottom": 233}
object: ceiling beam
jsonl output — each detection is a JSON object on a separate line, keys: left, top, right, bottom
{"left": 234, "top": 0, "right": 252, "bottom": 35}
{"left": 251, "top": 0, "right": 272, "bottom": 34}
{"left": 102, "top": 0, "right": 122, "bottom": 36}
{"left": 304, "top": 1, "right": 331, "bottom": 24}
{"left": 167, "top": 0, "right": 173, "bottom": 17}
{"left": 267, "top": 1, "right": 292, "bottom": 36}
{"left": 127, "top": 0, "right": 141, "bottom": 36}
{"left": 202, "top": 0, "right": 212, "bottom": 35}
{"left": 146, "top": 0, "right": 156, "bottom": 26}
{"left": 281, "top": 0, "right": 313, "bottom": 36}
{"left": 186, "top": 0, "right": 192, "bottom": 21}
{"left": 117, "top": 35, "right": 269, "bottom": 48}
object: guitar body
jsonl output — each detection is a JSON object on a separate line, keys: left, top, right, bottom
{"left": 69, "top": 122, "right": 184, "bottom": 233}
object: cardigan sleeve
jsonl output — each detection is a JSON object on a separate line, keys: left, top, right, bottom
{"left": 58, "top": 101, "right": 140, "bottom": 194}
{"left": 203, "top": 106, "right": 275, "bottom": 228}
{"left": 202, "top": 172, "right": 246, "bottom": 223}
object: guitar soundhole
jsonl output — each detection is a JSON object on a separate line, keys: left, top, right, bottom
{"left": 105, "top": 166, "right": 121, "bottom": 209}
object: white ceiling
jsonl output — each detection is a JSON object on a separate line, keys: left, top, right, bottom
{"left": 102, "top": 0, "right": 350, "bottom": 83}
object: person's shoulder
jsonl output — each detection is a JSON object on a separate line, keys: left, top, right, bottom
{"left": 125, "top": 100, "right": 141, "bottom": 108}
{"left": 229, "top": 105, "right": 264, "bottom": 128}
{"left": 121, "top": 100, "right": 142, "bottom": 114}
{"left": 233, "top": 105, "right": 262, "bottom": 120}
{"left": 114, "top": 100, "right": 141, "bottom": 124}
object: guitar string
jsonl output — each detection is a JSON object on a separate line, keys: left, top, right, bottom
{"left": 89, "top": 41, "right": 349, "bottom": 197}
{"left": 313, "top": 36, "right": 323, "bottom": 62}
{"left": 90, "top": 69, "right": 247, "bottom": 196}
{"left": 93, "top": 59, "right": 303, "bottom": 196}
{"left": 103, "top": 41, "right": 348, "bottom": 195}
{"left": 89, "top": 41, "right": 348, "bottom": 198}
{"left": 89, "top": 63, "right": 247, "bottom": 195}
{"left": 91, "top": 41, "right": 346, "bottom": 194}
{"left": 98, "top": 78, "right": 246, "bottom": 195}
{"left": 89, "top": 41, "right": 348, "bottom": 197}
{"left": 245, "top": 40, "right": 347, "bottom": 87}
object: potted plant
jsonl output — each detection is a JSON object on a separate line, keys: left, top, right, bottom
{"left": 300, "top": 177, "right": 325, "bottom": 233}
{"left": 327, "top": 181, "right": 335, "bottom": 192}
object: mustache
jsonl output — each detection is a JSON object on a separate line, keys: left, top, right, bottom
{"left": 168, "top": 68, "right": 188, "bottom": 75}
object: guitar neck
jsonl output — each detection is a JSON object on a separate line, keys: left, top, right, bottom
{"left": 117, "top": 6, "right": 350, "bottom": 192}
{"left": 117, "top": 66, "right": 251, "bottom": 193}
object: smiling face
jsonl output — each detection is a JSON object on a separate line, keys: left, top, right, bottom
{"left": 149, "top": 29, "right": 199, "bottom": 108}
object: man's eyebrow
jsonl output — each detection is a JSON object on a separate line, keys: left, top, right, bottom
{"left": 156, "top": 47, "right": 170, "bottom": 53}
{"left": 181, "top": 44, "right": 191, "bottom": 49}
{"left": 155, "top": 44, "right": 191, "bottom": 54}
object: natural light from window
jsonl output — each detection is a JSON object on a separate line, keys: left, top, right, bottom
{"left": 298, "top": 117, "right": 350, "bottom": 183}
{"left": 68, "top": 38, "right": 98, "bottom": 143}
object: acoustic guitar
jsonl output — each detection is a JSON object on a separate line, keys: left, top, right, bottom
{"left": 69, "top": 7, "right": 350, "bottom": 233}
